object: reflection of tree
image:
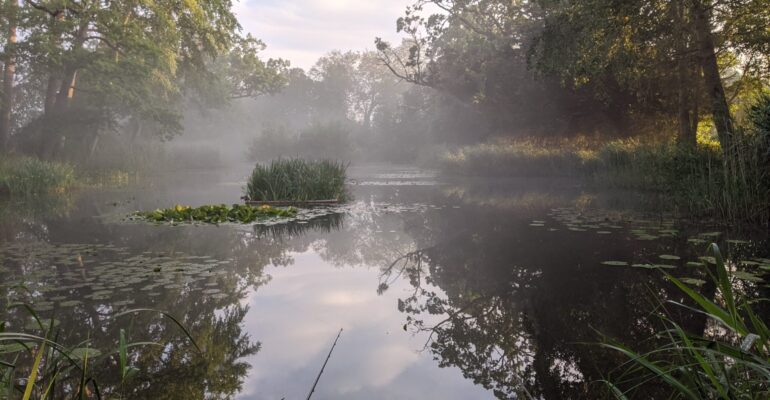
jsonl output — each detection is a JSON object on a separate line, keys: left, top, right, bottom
{"left": 1, "top": 200, "right": 342, "bottom": 398}
{"left": 380, "top": 208, "right": 685, "bottom": 399}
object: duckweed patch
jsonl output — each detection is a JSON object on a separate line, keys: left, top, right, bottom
{"left": 135, "top": 204, "right": 297, "bottom": 224}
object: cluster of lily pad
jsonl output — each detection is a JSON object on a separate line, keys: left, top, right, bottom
{"left": 135, "top": 204, "right": 297, "bottom": 224}
{"left": 0, "top": 241, "right": 235, "bottom": 313}
{"left": 524, "top": 207, "right": 770, "bottom": 286}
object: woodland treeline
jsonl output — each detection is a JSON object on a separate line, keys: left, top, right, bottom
{"left": 0, "top": 0, "right": 286, "bottom": 159}
{"left": 2, "top": 0, "right": 769, "bottom": 165}
{"left": 376, "top": 0, "right": 770, "bottom": 148}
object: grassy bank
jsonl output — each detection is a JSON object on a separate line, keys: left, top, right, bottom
{"left": 0, "top": 156, "right": 76, "bottom": 196}
{"left": 438, "top": 135, "right": 769, "bottom": 225}
{"left": 245, "top": 159, "right": 348, "bottom": 202}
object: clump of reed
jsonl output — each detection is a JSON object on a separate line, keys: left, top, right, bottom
{"left": 245, "top": 159, "right": 349, "bottom": 202}
{"left": 602, "top": 244, "right": 770, "bottom": 398}
{"left": 0, "top": 156, "right": 76, "bottom": 196}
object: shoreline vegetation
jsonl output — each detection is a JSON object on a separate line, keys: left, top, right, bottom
{"left": 0, "top": 156, "right": 138, "bottom": 198}
{"left": 605, "top": 244, "right": 770, "bottom": 398}
{"left": 436, "top": 96, "right": 770, "bottom": 226}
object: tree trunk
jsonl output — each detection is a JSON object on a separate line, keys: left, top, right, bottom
{"left": 44, "top": 75, "right": 61, "bottom": 114}
{"left": 675, "top": 0, "right": 697, "bottom": 147}
{"left": 0, "top": 0, "right": 18, "bottom": 153}
{"left": 692, "top": 0, "right": 733, "bottom": 153}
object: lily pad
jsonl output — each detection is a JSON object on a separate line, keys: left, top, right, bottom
{"left": 659, "top": 255, "right": 681, "bottom": 261}
{"left": 601, "top": 261, "right": 629, "bottom": 266}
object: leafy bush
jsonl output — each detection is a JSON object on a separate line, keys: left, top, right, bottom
{"left": 0, "top": 156, "right": 76, "bottom": 196}
{"left": 604, "top": 244, "right": 770, "bottom": 399}
{"left": 135, "top": 204, "right": 297, "bottom": 224}
{"left": 245, "top": 159, "right": 348, "bottom": 201}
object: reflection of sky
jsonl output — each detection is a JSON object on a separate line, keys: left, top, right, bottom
{"left": 238, "top": 250, "right": 492, "bottom": 399}
{"left": 234, "top": 0, "right": 414, "bottom": 69}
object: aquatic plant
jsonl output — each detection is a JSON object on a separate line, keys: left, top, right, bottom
{"left": 0, "top": 156, "right": 76, "bottom": 196}
{"left": 245, "top": 159, "right": 348, "bottom": 202}
{"left": 0, "top": 307, "right": 199, "bottom": 399}
{"left": 135, "top": 204, "right": 297, "bottom": 224}
{"left": 603, "top": 244, "right": 770, "bottom": 399}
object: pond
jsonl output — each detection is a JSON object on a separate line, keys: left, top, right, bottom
{"left": 1, "top": 164, "right": 769, "bottom": 399}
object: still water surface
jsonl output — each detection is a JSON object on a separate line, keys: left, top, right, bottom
{"left": 1, "top": 164, "right": 768, "bottom": 399}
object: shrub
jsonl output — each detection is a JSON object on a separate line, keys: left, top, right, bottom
{"left": 245, "top": 159, "right": 348, "bottom": 202}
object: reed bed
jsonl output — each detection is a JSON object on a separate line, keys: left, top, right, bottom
{"left": 245, "top": 159, "right": 348, "bottom": 202}
{"left": 0, "top": 156, "right": 76, "bottom": 196}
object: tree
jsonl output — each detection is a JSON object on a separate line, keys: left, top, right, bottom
{"left": 0, "top": 0, "right": 17, "bottom": 152}
{"left": 0, "top": 0, "right": 286, "bottom": 158}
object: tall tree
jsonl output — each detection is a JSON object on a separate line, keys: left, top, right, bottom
{"left": 0, "top": 0, "right": 17, "bottom": 153}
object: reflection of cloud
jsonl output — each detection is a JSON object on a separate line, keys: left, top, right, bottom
{"left": 237, "top": 251, "right": 490, "bottom": 399}
{"left": 234, "top": 0, "right": 414, "bottom": 69}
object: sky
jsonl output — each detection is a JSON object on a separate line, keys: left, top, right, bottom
{"left": 234, "top": 0, "right": 415, "bottom": 70}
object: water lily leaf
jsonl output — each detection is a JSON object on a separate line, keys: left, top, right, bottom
{"left": 601, "top": 261, "right": 628, "bottom": 266}
{"left": 686, "top": 261, "right": 705, "bottom": 268}
{"left": 659, "top": 255, "right": 680, "bottom": 260}
{"left": 69, "top": 348, "right": 102, "bottom": 360}
{"left": 679, "top": 277, "right": 706, "bottom": 286}
{"left": 733, "top": 271, "right": 763, "bottom": 282}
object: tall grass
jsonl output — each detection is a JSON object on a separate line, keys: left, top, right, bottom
{"left": 0, "top": 307, "right": 200, "bottom": 399}
{"left": 245, "top": 159, "right": 348, "bottom": 202}
{"left": 437, "top": 134, "right": 769, "bottom": 224}
{"left": 603, "top": 244, "right": 770, "bottom": 399}
{"left": 0, "top": 157, "right": 76, "bottom": 196}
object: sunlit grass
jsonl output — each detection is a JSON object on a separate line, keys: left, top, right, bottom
{"left": 438, "top": 135, "right": 769, "bottom": 224}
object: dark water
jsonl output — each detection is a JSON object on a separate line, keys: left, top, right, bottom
{"left": 1, "top": 165, "right": 768, "bottom": 399}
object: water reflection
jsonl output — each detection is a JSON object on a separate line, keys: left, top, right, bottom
{"left": 2, "top": 168, "right": 769, "bottom": 399}
{"left": 379, "top": 202, "right": 770, "bottom": 399}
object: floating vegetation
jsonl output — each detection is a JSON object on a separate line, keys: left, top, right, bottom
{"left": 601, "top": 261, "right": 629, "bottom": 266}
{"left": 245, "top": 159, "right": 349, "bottom": 202}
{"left": 678, "top": 277, "right": 706, "bottom": 286}
{"left": 134, "top": 204, "right": 297, "bottom": 224}
{"left": 0, "top": 241, "right": 235, "bottom": 315}
{"left": 658, "top": 254, "right": 680, "bottom": 260}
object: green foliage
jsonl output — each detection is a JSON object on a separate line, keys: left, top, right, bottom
{"left": 603, "top": 244, "right": 770, "bottom": 399}
{"left": 0, "top": 306, "right": 201, "bottom": 399}
{"left": 135, "top": 204, "right": 297, "bottom": 224}
{"left": 0, "top": 156, "right": 75, "bottom": 196}
{"left": 245, "top": 159, "right": 348, "bottom": 202}
{"left": 746, "top": 92, "right": 770, "bottom": 157}
{"left": 438, "top": 135, "right": 770, "bottom": 224}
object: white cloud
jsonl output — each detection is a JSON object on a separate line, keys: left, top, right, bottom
{"left": 234, "top": 0, "right": 414, "bottom": 69}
